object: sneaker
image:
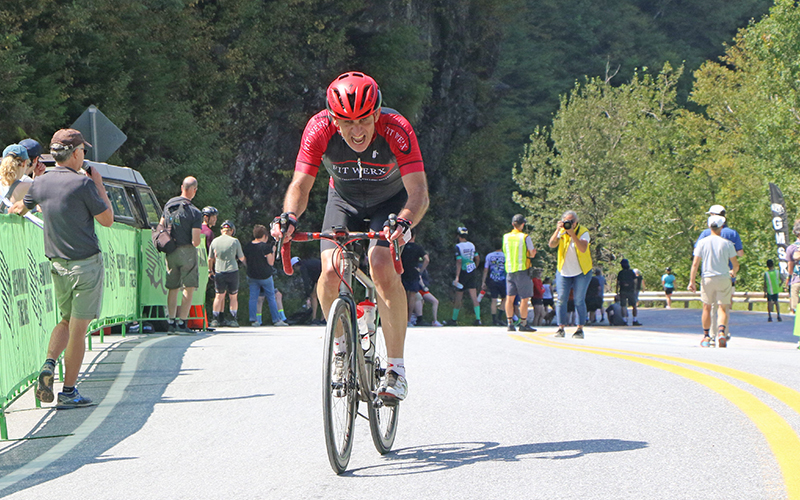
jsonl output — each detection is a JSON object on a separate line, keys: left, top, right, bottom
{"left": 210, "top": 318, "right": 221, "bottom": 327}
{"left": 701, "top": 336, "right": 711, "bottom": 348}
{"left": 507, "top": 323, "right": 516, "bottom": 332}
{"left": 57, "top": 388, "right": 93, "bottom": 408}
{"left": 443, "top": 321, "right": 457, "bottom": 327}
{"left": 251, "top": 321, "right": 261, "bottom": 326}
{"left": 378, "top": 370, "right": 407, "bottom": 404}
{"left": 274, "top": 320, "right": 288, "bottom": 326}
{"left": 431, "top": 321, "right": 443, "bottom": 327}
{"left": 554, "top": 328, "right": 565, "bottom": 338}
{"left": 332, "top": 352, "right": 347, "bottom": 396}
{"left": 572, "top": 329, "right": 584, "bottom": 339}
{"left": 632, "top": 321, "right": 642, "bottom": 326}
{"left": 473, "top": 319, "right": 482, "bottom": 326}
{"left": 224, "top": 318, "right": 239, "bottom": 328}
{"left": 718, "top": 335, "right": 727, "bottom": 348}
{"left": 768, "top": 317, "right": 773, "bottom": 322}
{"left": 519, "top": 324, "right": 537, "bottom": 332}
{"left": 174, "top": 323, "right": 194, "bottom": 335}
{"left": 407, "top": 321, "right": 416, "bottom": 328}
{"left": 36, "top": 363, "right": 55, "bottom": 403}
{"left": 778, "top": 316, "right": 783, "bottom": 322}
{"left": 167, "top": 322, "right": 176, "bottom": 334}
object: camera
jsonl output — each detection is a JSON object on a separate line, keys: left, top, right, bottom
{"left": 562, "top": 220, "right": 573, "bottom": 230}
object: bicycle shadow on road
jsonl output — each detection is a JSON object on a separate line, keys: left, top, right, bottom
{"left": 347, "top": 439, "right": 648, "bottom": 477}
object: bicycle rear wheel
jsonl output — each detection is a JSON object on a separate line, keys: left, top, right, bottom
{"left": 367, "top": 318, "right": 399, "bottom": 454}
{"left": 322, "top": 298, "right": 358, "bottom": 474}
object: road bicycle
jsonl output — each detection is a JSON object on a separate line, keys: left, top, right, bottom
{"left": 278, "top": 217, "right": 404, "bottom": 474}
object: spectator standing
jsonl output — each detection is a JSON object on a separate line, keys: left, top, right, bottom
{"left": 19, "top": 138, "right": 46, "bottom": 179}
{"left": 291, "top": 257, "right": 323, "bottom": 325}
{"left": 449, "top": 227, "right": 482, "bottom": 326}
{"left": 400, "top": 230, "right": 428, "bottom": 326}
{"left": 481, "top": 241, "right": 507, "bottom": 326}
{"left": 547, "top": 210, "right": 593, "bottom": 338}
{"left": 11, "top": 129, "right": 113, "bottom": 407}
{"left": 634, "top": 268, "right": 645, "bottom": 306}
{"left": 162, "top": 177, "right": 203, "bottom": 334}
{"left": 688, "top": 215, "right": 739, "bottom": 347}
{"left": 243, "top": 224, "right": 286, "bottom": 326}
{"left": 785, "top": 221, "right": 800, "bottom": 314}
{"left": 1, "top": 144, "right": 32, "bottom": 210}
{"left": 593, "top": 269, "right": 606, "bottom": 322}
{"left": 661, "top": 267, "right": 676, "bottom": 309}
{"left": 585, "top": 273, "right": 602, "bottom": 324}
{"left": 502, "top": 215, "right": 536, "bottom": 332}
{"left": 531, "top": 268, "right": 545, "bottom": 326}
{"left": 208, "top": 220, "right": 245, "bottom": 327}
{"left": 763, "top": 259, "right": 783, "bottom": 323}
{"left": 201, "top": 206, "right": 218, "bottom": 253}
{"left": 696, "top": 205, "right": 744, "bottom": 339}
{"left": 616, "top": 259, "right": 640, "bottom": 326}
{"left": 542, "top": 277, "right": 555, "bottom": 324}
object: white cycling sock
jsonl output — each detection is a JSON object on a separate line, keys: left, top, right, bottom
{"left": 387, "top": 358, "right": 405, "bottom": 378}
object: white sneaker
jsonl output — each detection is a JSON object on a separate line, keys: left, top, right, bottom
{"left": 431, "top": 320, "right": 443, "bottom": 327}
{"left": 378, "top": 371, "right": 407, "bottom": 403}
{"left": 274, "top": 320, "right": 288, "bottom": 326}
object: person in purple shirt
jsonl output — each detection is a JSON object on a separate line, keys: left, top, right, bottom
{"left": 784, "top": 220, "right": 800, "bottom": 314}
{"left": 695, "top": 205, "right": 744, "bottom": 338}
{"left": 201, "top": 206, "right": 218, "bottom": 253}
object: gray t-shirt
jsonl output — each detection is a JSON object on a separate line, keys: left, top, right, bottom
{"left": 209, "top": 234, "right": 244, "bottom": 273}
{"left": 23, "top": 166, "right": 108, "bottom": 260}
{"left": 163, "top": 196, "right": 203, "bottom": 247}
{"left": 693, "top": 234, "right": 737, "bottom": 278}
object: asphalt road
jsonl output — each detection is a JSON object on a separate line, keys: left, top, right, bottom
{"left": 1, "top": 308, "right": 799, "bottom": 500}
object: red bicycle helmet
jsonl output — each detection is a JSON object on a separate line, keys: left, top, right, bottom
{"left": 326, "top": 72, "right": 382, "bottom": 120}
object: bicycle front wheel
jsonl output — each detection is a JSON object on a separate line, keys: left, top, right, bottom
{"left": 322, "top": 297, "right": 358, "bottom": 474}
{"left": 367, "top": 318, "right": 399, "bottom": 454}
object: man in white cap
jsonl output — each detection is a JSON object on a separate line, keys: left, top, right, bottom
{"left": 695, "top": 205, "right": 743, "bottom": 338}
{"left": 689, "top": 215, "right": 740, "bottom": 347}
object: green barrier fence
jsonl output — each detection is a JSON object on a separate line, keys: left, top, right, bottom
{"left": 0, "top": 216, "right": 208, "bottom": 439}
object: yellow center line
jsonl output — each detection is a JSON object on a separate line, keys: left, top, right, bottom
{"left": 509, "top": 333, "right": 800, "bottom": 500}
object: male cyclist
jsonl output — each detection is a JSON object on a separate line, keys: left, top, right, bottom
{"left": 271, "top": 72, "right": 429, "bottom": 403}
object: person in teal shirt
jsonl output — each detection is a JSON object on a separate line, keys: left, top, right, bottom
{"left": 661, "top": 267, "right": 676, "bottom": 309}
{"left": 763, "top": 259, "right": 783, "bottom": 322}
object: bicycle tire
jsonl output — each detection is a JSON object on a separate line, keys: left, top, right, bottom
{"left": 367, "top": 317, "right": 399, "bottom": 454}
{"left": 322, "top": 297, "right": 358, "bottom": 474}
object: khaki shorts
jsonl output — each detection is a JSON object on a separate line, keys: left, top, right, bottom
{"left": 51, "top": 253, "right": 104, "bottom": 321}
{"left": 166, "top": 244, "right": 199, "bottom": 290}
{"left": 701, "top": 275, "right": 732, "bottom": 306}
{"left": 791, "top": 282, "right": 800, "bottom": 311}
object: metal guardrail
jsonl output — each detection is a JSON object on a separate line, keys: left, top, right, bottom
{"left": 600, "top": 291, "right": 790, "bottom": 309}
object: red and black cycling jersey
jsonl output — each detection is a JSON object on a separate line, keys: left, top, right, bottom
{"left": 295, "top": 108, "right": 424, "bottom": 208}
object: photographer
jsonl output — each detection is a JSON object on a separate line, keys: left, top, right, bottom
{"left": 547, "top": 210, "right": 593, "bottom": 339}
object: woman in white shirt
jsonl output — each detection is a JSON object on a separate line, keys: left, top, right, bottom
{"left": 547, "top": 210, "right": 593, "bottom": 338}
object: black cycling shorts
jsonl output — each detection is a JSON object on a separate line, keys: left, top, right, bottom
{"left": 214, "top": 271, "right": 239, "bottom": 294}
{"left": 321, "top": 186, "right": 408, "bottom": 252}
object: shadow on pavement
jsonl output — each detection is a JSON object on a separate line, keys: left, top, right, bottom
{"left": 348, "top": 439, "right": 648, "bottom": 476}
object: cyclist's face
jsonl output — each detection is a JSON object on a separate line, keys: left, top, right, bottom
{"left": 334, "top": 110, "right": 379, "bottom": 153}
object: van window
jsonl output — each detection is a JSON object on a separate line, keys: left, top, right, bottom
{"left": 138, "top": 187, "right": 162, "bottom": 227}
{"left": 105, "top": 184, "right": 135, "bottom": 223}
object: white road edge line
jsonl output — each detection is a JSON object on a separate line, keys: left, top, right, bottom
{"left": 0, "top": 335, "right": 172, "bottom": 493}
